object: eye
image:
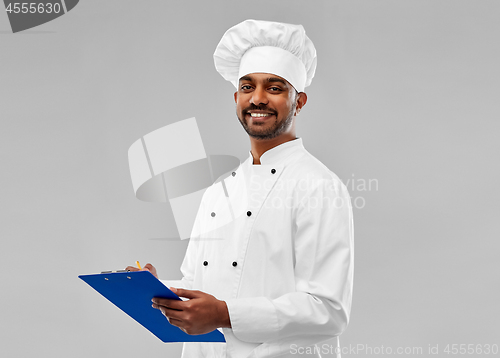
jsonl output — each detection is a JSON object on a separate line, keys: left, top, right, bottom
{"left": 240, "top": 85, "right": 253, "bottom": 91}
{"left": 268, "top": 86, "right": 282, "bottom": 92}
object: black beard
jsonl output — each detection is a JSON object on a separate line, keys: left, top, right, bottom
{"left": 237, "top": 102, "right": 296, "bottom": 140}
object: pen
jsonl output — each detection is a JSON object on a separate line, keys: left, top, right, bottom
{"left": 136, "top": 261, "right": 142, "bottom": 270}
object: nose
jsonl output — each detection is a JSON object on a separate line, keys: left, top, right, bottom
{"left": 250, "top": 86, "right": 268, "bottom": 106}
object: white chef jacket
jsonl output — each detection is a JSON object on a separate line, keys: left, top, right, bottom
{"left": 162, "top": 138, "right": 354, "bottom": 358}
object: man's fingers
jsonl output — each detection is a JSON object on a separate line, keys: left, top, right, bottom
{"left": 152, "top": 298, "right": 184, "bottom": 311}
{"left": 124, "top": 263, "right": 158, "bottom": 278}
{"left": 165, "top": 316, "right": 184, "bottom": 329}
{"left": 159, "top": 306, "right": 184, "bottom": 321}
{"left": 154, "top": 303, "right": 185, "bottom": 322}
{"left": 125, "top": 266, "right": 140, "bottom": 271}
{"left": 171, "top": 288, "right": 201, "bottom": 299}
{"left": 143, "top": 263, "right": 158, "bottom": 278}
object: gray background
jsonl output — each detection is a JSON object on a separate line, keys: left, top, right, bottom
{"left": 1, "top": 1, "right": 498, "bottom": 357}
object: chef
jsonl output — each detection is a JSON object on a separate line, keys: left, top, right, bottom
{"left": 127, "top": 19, "right": 354, "bottom": 358}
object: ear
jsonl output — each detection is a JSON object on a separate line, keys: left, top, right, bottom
{"left": 234, "top": 91, "right": 238, "bottom": 103}
{"left": 294, "top": 92, "right": 308, "bottom": 115}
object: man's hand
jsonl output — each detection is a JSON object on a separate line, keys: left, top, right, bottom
{"left": 152, "top": 288, "right": 231, "bottom": 335}
{"left": 125, "top": 263, "right": 158, "bottom": 278}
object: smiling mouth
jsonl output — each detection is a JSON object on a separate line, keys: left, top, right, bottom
{"left": 250, "top": 113, "right": 273, "bottom": 118}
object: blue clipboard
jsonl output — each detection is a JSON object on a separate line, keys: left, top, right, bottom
{"left": 79, "top": 270, "right": 225, "bottom": 342}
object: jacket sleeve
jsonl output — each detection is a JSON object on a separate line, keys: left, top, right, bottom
{"left": 224, "top": 178, "right": 354, "bottom": 347}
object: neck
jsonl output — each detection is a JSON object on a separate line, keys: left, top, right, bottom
{"left": 249, "top": 132, "right": 297, "bottom": 165}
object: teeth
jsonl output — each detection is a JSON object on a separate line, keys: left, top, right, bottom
{"left": 250, "top": 113, "right": 271, "bottom": 117}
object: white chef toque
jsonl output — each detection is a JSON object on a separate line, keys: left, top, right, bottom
{"left": 213, "top": 19, "right": 317, "bottom": 93}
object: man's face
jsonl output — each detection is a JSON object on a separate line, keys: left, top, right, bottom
{"left": 234, "top": 73, "right": 299, "bottom": 140}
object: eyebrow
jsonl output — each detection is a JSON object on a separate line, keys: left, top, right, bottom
{"left": 266, "top": 77, "right": 287, "bottom": 86}
{"left": 239, "top": 76, "right": 287, "bottom": 86}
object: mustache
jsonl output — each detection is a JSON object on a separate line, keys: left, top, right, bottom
{"left": 242, "top": 104, "right": 277, "bottom": 115}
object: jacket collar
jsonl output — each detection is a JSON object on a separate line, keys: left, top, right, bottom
{"left": 247, "top": 138, "right": 304, "bottom": 166}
